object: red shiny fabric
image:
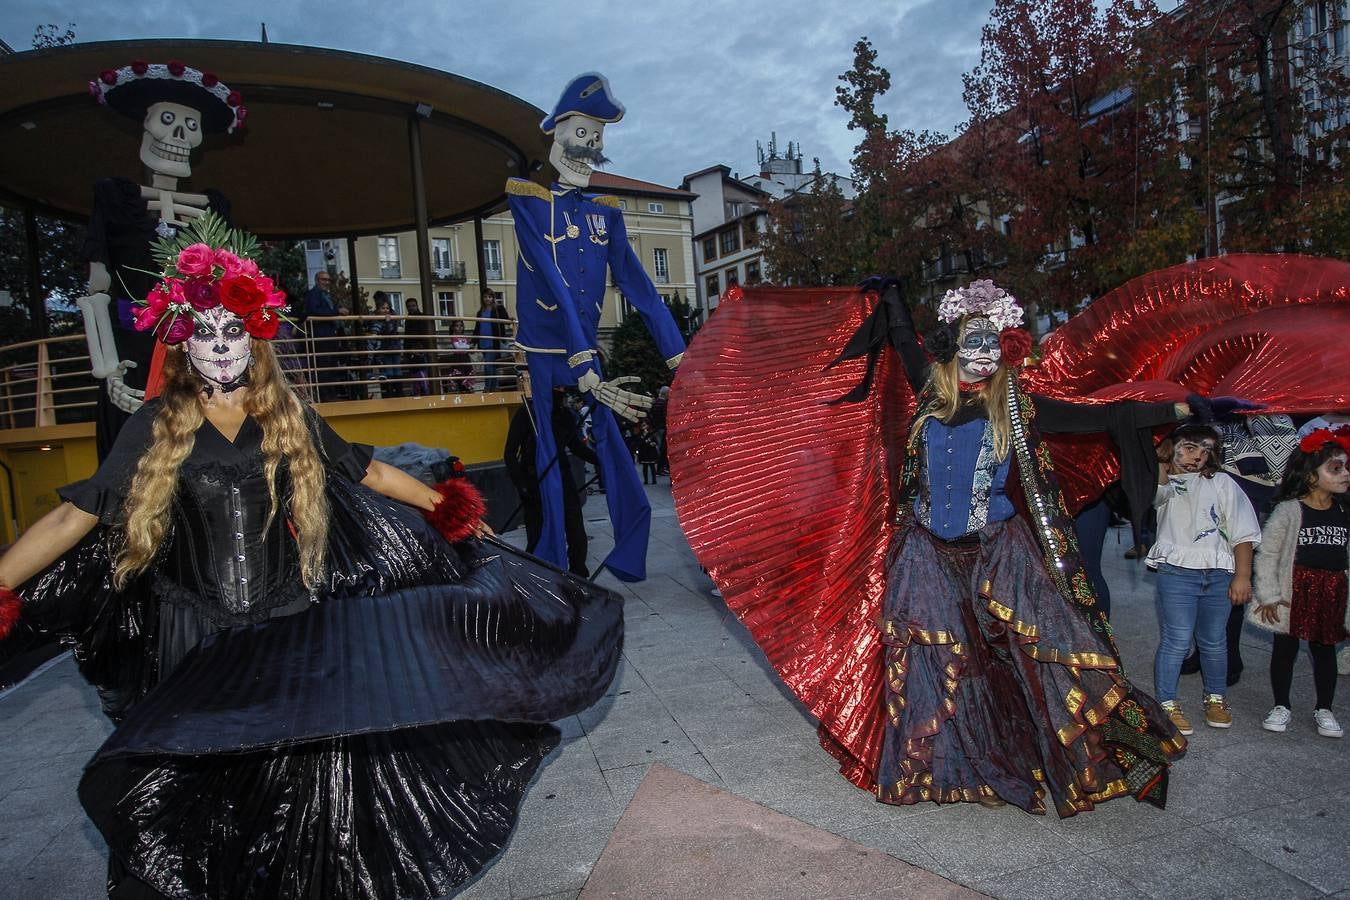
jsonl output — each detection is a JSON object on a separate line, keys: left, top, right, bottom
{"left": 670, "top": 255, "right": 1350, "bottom": 785}
{"left": 669, "top": 286, "right": 911, "bottom": 781}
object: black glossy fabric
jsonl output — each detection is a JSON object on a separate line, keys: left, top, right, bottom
{"left": 13, "top": 406, "right": 623, "bottom": 899}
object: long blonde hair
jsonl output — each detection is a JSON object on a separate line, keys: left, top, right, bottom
{"left": 114, "top": 340, "right": 330, "bottom": 588}
{"left": 908, "top": 358, "right": 1013, "bottom": 461}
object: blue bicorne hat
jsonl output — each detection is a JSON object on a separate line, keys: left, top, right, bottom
{"left": 540, "top": 72, "right": 625, "bottom": 134}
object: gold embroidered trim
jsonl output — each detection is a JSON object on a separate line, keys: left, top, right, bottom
{"left": 535, "top": 299, "right": 558, "bottom": 312}
{"left": 666, "top": 352, "right": 684, "bottom": 369}
{"left": 567, "top": 350, "right": 596, "bottom": 368}
{"left": 506, "top": 178, "right": 551, "bottom": 201}
{"left": 590, "top": 194, "right": 622, "bottom": 208}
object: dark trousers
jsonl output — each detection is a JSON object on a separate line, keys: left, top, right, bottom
{"left": 1073, "top": 497, "right": 1112, "bottom": 619}
{"left": 523, "top": 486, "right": 588, "bottom": 577}
{"left": 641, "top": 462, "right": 658, "bottom": 484}
{"left": 1270, "top": 634, "right": 1338, "bottom": 710}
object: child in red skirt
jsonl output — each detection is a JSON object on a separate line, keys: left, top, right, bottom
{"left": 1249, "top": 426, "right": 1350, "bottom": 739}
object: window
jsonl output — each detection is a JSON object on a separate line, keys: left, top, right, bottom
{"left": 719, "top": 228, "right": 740, "bottom": 255}
{"left": 378, "top": 236, "right": 401, "bottom": 279}
{"left": 437, "top": 291, "right": 457, "bottom": 320}
{"left": 482, "top": 239, "right": 503, "bottom": 280}
{"left": 432, "top": 238, "right": 453, "bottom": 271}
{"left": 725, "top": 266, "right": 740, "bottom": 287}
{"left": 702, "top": 236, "right": 718, "bottom": 261}
{"left": 652, "top": 247, "right": 669, "bottom": 283}
{"left": 647, "top": 201, "right": 665, "bottom": 214}
{"left": 727, "top": 200, "right": 743, "bottom": 218}
{"left": 746, "top": 260, "right": 761, "bottom": 283}
{"left": 705, "top": 273, "right": 720, "bottom": 300}
{"left": 617, "top": 199, "right": 628, "bottom": 210}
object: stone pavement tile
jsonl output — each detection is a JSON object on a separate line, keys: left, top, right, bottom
{"left": 967, "top": 851, "right": 1148, "bottom": 900}
{"left": 699, "top": 733, "right": 843, "bottom": 801}
{"left": 1031, "top": 791, "right": 1196, "bottom": 854}
{"left": 625, "top": 655, "right": 737, "bottom": 689}
{"left": 650, "top": 677, "right": 759, "bottom": 715}
{"left": 516, "top": 764, "right": 619, "bottom": 831}
{"left": 1201, "top": 791, "right": 1350, "bottom": 894}
{"left": 1090, "top": 824, "right": 1324, "bottom": 899}
{"left": 536, "top": 734, "right": 600, "bottom": 778}
{"left": 599, "top": 752, "right": 724, "bottom": 808}
{"left": 576, "top": 683, "right": 662, "bottom": 731}
{"left": 836, "top": 820, "right": 951, "bottom": 877}
{"left": 578, "top": 765, "right": 976, "bottom": 900}
{"left": 453, "top": 845, "right": 512, "bottom": 900}
{"left": 582, "top": 716, "right": 699, "bottom": 770}
{"left": 19, "top": 816, "right": 109, "bottom": 900}
{"left": 1191, "top": 729, "right": 1350, "bottom": 800}
{"left": 505, "top": 820, "right": 611, "bottom": 900}
{"left": 1161, "top": 747, "right": 1293, "bottom": 825}
{"left": 904, "top": 801, "right": 1080, "bottom": 882}
{"left": 676, "top": 703, "right": 816, "bottom": 753}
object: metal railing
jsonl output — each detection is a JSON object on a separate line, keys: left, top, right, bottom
{"left": 0, "top": 314, "right": 521, "bottom": 430}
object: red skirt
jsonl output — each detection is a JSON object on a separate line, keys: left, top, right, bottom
{"left": 1289, "top": 565, "right": 1349, "bottom": 644}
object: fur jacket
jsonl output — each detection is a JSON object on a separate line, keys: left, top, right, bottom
{"left": 1248, "top": 498, "right": 1350, "bottom": 635}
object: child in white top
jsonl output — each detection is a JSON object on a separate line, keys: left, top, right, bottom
{"left": 1148, "top": 424, "right": 1261, "bottom": 735}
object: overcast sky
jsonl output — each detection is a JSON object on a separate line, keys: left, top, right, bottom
{"left": 2, "top": 0, "right": 1000, "bottom": 187}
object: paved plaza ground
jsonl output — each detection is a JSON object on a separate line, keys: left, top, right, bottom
{"left": 1, "top": 481, "right": 1346, "bottom": 899}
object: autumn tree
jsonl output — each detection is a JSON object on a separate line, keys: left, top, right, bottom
{"left": 757, "top": 160, "right": 864, "bottom": 285}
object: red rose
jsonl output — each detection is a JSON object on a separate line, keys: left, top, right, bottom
{"left": 245, "top": 307, "right": 280, "bottom": 340}
{"left": 167, "top": 60, "right": 186, "bottom": 77}
{"left": 185, "top": 277, "right": 220, "bottom": 311}
{"left": 999, "top": 328, "right": 1034, "bottom": 367}
{"left": 131, "top": 60, "right": 149, "bottom": 75}
{"left": 174, "top": 243, "right": 215, "bottom": 277}
{"left": 219, "top": 276, "right": 264, "bottom": 316}
{"left": 226, "top": 90, "right": 242, "bottom": 107}
{"left": 201, "top": 71, "right": 218, "bottom": 87}
{"left": 99, "top": 69, "right": 118, "bottom": 85}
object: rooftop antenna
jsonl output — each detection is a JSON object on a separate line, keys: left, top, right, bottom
{"left": 260, "top": 22, "right": 269, "bottom": 43}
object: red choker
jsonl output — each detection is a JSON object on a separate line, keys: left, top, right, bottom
{"left": 958, "top": 381, "right": 985, "bottom": 392}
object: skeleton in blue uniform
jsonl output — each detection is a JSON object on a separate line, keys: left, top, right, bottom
{"left": 508, "top": 73, "right": 685, "bottom": 581}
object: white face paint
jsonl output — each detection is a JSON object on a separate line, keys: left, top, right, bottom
{"left": 957, "top": 316, "right": 1002, "bottom": 382}
{"left": 549, "top": 114, "right": 608, "bottom": 188}
{"left": 186, "top": 308, "right": 252, "bottom": 386}
{"left": 140, "top": 101, "right": 203, "bottom": 179}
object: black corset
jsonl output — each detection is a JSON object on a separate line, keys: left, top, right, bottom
{"left": 159, "top": 460, "right": 306, "bottom": 626}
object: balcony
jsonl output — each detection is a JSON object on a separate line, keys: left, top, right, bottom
{"left": 433, "top": 261, "right": 468, "bottom": 284}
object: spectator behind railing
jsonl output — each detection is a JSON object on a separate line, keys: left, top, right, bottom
{"left": 445, "top": 319, "right": 475, "bottom": 393}
{"left": 403, "top": 298, "right": 434, "bottom": 397}
{"left": 304, "top": 271, "right": 346, "bottom": 402}
{"left": 368, "top": 292, "right": 403, "bottom": 398}
{"left": 474, "top": 289, "right": 510, "bottom": 392}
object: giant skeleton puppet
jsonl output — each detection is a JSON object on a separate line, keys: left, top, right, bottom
{"left": 507, "top": 73, "right": 685, "bottom": 581}
{"left": 82, "top": 61, "right": 242, "bottom": 458}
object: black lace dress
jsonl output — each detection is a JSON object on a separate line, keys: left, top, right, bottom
{"left": 15, "top": 399, "right": 623, "bottom": 899}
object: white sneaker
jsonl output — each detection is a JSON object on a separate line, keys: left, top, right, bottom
{"left": 1313, "top": 708, "right": 1343, "bottom": 739}
{"left": 1261, "top": 705, "right": 1292, "bottom": 733}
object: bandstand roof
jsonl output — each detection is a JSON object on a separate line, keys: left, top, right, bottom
{"left": 0, "top": 39, "right": 552, "bottom": 238}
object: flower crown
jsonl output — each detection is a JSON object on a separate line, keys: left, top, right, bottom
{"left": 89, "top": 60, "right": 247, "bottom": 132}
{"left": 134, "top": 212, "right": 287, "bottom": 345}
{"left": 937, "top": 279, "right": 1025, "bottom": 332}
{"left": 1298, "top": 425, "right": 1350, "bottom": 455}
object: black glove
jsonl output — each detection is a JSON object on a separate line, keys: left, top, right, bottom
{"left": 1185, "top": 393, "right": 1266, "bottom": 424}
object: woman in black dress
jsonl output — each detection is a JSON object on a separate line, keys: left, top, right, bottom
{"left": 0, "top": 225, "right": 622, "bottom": 898}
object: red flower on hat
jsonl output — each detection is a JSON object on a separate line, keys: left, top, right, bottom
{"left": 99, "top": 69, "right": 118, "bottom": 85}
{"left": 201, "top": 71, "right": 219, "bottom": 87}
{"left": 999, "top": 327, "right": 1034, "bottom": 367}
{"left": 219, "top": 276, "right": 265, "bottom": 317}
{"left": 244, "top": 306, "right": 280, "bottom": 340}
{"left": 167, "top": 60, "right": 186, "bottom": 77}
{"left": 131, "top": 60, "right": 149, "bottom": 75}
{"left": 175, "top": 243, "right": 215, "bottom": 278}
{"left": 226, "top": 91, "right": 242, "bottom": 107}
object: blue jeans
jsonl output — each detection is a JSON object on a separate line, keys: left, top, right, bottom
{"left": 1154, "top": 563, "right": 1232, "bottom": 701}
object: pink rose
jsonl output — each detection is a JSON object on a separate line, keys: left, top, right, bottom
{"left": 132, "top": 304, "right": 162, "bottom": 333}
{"left": 175, "top": 243, "right": 215, "bottom": 277}
{"left": 158, "top": 314, "right": 193, "bottom": 344}
{"left": 237, "top": 258, "right": 260, "bottom": 277}
{"left": 185, "top": 277, "right": 219, "bottom": 311}
{"left": 213, "top": 248, "right": 245, "bottom": 277}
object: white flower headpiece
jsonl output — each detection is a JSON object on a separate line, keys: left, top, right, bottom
{"left": 937, "top": 279, "right": 1024, "bottom": 332}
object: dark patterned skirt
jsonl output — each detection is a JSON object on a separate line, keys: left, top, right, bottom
{"left": 876, "top": 515, "right": 1185, "bottom": 818}
{"left": 1289, "top": 565, "right": 1349, "bottom": 644}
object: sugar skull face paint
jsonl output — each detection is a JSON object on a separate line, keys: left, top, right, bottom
{"left": 957, "top": 316, "right": 1001, "bottom": 382}
{"left": 186, "top": 307, "right": 251, "bottom": 386}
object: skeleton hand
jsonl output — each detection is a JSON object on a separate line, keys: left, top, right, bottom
{"left": 577, "top": 371, "right": 653, "bottom": 422}
{"left": 106, "top": 361, "right": 145, "bottom": 414}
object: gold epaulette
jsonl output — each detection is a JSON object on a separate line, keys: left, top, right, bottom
{"left": 506, "top": 178, "right": 551, "bottom": 201}
{"left": 589, "top": 195, "right": 622, "bottom": 208}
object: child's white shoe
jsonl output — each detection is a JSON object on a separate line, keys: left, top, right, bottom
{"left": 1261, "top": 705, "right": 1292, "bottom": 733}
{"left": 1313, "top": 708, "right": 1343, "bottom": 739}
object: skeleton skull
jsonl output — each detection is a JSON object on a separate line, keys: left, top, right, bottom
{"left": 186, "top": 307, "right": 252, "bottom": 387}
{"left": 140, "top": 101, "right": 204, "bottom": 179}
{"left": 549, "top": 114, "right": 608, "bottom": 189}
{"left": 957, "top": 316, "right": 1002, "bottom": 383}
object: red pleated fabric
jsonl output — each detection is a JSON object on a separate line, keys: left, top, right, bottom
{"left": 668, "top": 286, "right": 912, "bottom": 779}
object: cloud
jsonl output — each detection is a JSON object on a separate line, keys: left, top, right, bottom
{"left": 2, "top": 0, "right": 994, "bottom": 185}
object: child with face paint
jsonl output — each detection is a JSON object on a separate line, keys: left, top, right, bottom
{"left": 0, "top": 218, "right": 624, "bottom": 898}
{"left": 1146, "top": 424, "right": 1262, "bottom": 734}
{"left": 1248, "top": 427, "right": 1350, "bottom": 738}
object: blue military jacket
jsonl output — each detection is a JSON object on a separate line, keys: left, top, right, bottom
{"left": 507, "top": 178, "right": 685, "bottom": 379}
